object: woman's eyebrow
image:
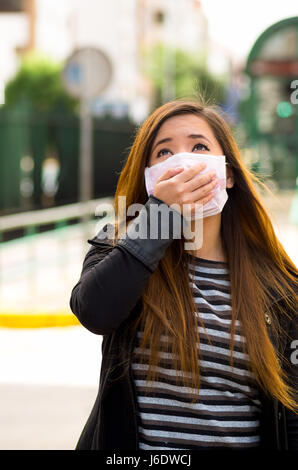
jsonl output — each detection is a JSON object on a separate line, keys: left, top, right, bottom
{"left": 152, "top": 137, "right": 172, "bottom": 152}
{"left": 152, "top": 134, "right": 212, "bottom": 152}
{"left": 188, "top": 134, "right": 212, "bottom": 144}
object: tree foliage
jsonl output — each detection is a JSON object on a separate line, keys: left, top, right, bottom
{"left": 143, "top": 43, "right": 226, "bottom": 109}
{"left": 4, "top": 54, "right": 78, "bottom": 113}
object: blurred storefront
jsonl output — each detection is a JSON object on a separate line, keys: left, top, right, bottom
{"left": 243, "top": 17, "right": 298, "bottom": 189}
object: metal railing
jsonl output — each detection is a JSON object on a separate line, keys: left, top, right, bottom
{"left": 0, "top": 197, "right": 114, "bottom": 238}
{"left": 0, "top": 197, "right": 114, "bottom": 327}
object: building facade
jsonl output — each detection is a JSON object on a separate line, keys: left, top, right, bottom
{"left": 0, "top": 0, "right": 208, "bottom": 120}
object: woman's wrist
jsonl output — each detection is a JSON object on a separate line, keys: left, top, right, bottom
{"left": 116, "top": 195, "right": 187, "bottom": 272}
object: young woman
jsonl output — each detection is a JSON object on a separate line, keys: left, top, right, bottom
{"left": 70, "top": 99, "right": 297, "bottom": 450}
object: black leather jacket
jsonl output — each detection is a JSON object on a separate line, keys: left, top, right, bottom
{"left": 70, "top": 195, "right": 298, "bottom": 450}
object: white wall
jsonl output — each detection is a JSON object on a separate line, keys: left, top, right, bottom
{"left": 0, "top": 0, "right": 209, "bottom": 115}
{"left": 0, "top": 12, "right": 28, "bottom": 104}
{"left": 34, "top": 0, "right": 140, "bottom": 107}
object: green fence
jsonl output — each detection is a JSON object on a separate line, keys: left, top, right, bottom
{"left": 0, "top": 106, "right": 135, "bottom": 214}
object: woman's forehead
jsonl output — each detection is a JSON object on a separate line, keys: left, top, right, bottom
{"left": 153, "top": 114, "right": 216, "bottom": 141}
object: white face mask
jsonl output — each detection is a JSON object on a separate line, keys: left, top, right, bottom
{"left": 144, "top": 152, "right": 229, "bottom": 220}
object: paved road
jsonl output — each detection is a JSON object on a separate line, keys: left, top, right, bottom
{"left": 0, "top": 382, "right": 97, "bottom": 450}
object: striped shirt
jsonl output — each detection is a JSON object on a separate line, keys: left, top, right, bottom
{"left": 131, "top": 254, "right": 262, "bottom": 450}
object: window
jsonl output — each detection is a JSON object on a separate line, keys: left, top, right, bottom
{"left": 153, "top": 10, "right": 165, "bottom": 25}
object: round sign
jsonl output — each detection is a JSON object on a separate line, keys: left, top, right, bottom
{"left": 62, "top": 47, "right": 113, "bottom": 99}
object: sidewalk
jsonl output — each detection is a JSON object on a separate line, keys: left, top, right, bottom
{"left": 260, "top": 189, "right": 298, "bottom": 265}
{"left": 0, "top": 326, "right": 101, "bottom": 450}
{"left": 0, "top": 382, "right": 97, "bottom": 450}
{"left": 0, "top": 219, "right": 107, "bottom": 327}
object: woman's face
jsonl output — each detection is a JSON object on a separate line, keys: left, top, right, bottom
{"left": 148, "top": 114, "right": 223, "bottom": 166}
{"left": 148, "top": 113, "right": 234, "bottom": 187}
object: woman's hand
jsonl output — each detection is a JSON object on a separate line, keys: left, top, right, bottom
{"left": 153, "top": 162, "right": 218, "bottom": 216}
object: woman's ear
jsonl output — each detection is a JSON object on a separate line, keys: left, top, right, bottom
{"left": 226, "top": 165, "right": 235, "bottom": 188}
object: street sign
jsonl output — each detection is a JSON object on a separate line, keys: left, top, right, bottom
{"left": 62, "top": 47, "right": 113, "bottom": 99}
{"left": 62, "top": 48, "right": 113, "bottom": 227}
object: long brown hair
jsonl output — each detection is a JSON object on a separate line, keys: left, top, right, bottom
{"left": 113, "top": 99, "right": 298, "bottom": 411}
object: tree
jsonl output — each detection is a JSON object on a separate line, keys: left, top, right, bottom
{"left": 4, "top": 53, "right": 78, "bottom": 113}
{"left": 143, "top": 43, "right": 226, "bottom": 109}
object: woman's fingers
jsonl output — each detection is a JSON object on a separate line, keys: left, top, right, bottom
{"left": 186, "top": 170, "right": 217, "bottom": 193}
{"left": 179, "top": 177, "right": 218, "bottom": 215}
{"left": 152, "top": 161, "right": 218, "bottom": 214}
{"left": 191, "top": 177, "right": 219, "bottom": 201}
{"left": 156, "top": 166, "right": 185, "bottom": 184}
{"left": 174, "top": 162, "right": 207, "bottom": 183}
{"left": 188, "top": 192, "right": 215, "bottom": 215}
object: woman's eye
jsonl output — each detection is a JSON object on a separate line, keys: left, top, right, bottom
{"left": 157, "top": 149, "right": 172, "bottom": 158}
{"left": 193, "top": 143, "right": 209, "bottom": 152}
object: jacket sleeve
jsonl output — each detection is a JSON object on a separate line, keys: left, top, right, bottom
{"left": 69, "top": 195, "right": 187, "bottom": 335}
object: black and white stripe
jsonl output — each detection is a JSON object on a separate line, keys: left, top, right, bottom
{"left": 131, "top": 254, "right": 262, "bottom": 450}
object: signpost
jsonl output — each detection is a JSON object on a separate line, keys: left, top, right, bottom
{"left": 62, "top": 47, "right": 113, "bottom": 224}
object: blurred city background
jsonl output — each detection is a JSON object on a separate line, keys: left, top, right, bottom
{"left": 0, "top": 0, "right": 297, "bottom": 450}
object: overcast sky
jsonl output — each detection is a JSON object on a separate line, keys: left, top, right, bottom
{"left": 200, "top": 0, "right": 298, "bottom": 64}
